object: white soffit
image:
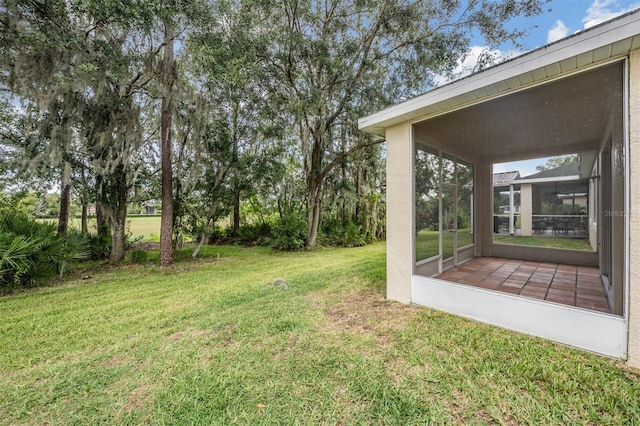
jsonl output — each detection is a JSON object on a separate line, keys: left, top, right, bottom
{"left": 358, "top": 9, "right": 640, "bottom": 136}
{"left": 514, "top": 175, "right": 581, "bottom": 184}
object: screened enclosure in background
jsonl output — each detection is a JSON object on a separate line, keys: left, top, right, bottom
{"left": 415, "top": 145, "right": 474, "bottom": 267}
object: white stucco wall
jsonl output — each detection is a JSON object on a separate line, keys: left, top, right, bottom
{"left": 628, "top": 48, "right": 640, "bottom": 368}
{"left": 385, "top": 122, "right": 413, "bottom": 303}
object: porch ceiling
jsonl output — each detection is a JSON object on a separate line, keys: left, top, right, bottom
{"left": 413, "top": 60, "right": 623, "bottom": 163}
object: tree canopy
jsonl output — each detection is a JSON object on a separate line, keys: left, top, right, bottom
{"left": 536, "top": 154, "right": 579, "bottom": 172}
{"left": 0, "top": 0, "right": 548, "bottom": 260}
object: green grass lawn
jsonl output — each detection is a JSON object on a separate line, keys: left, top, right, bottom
{"left": 1, "top": 243, "right": 639, "bottom": 424}
{"left": 38, "top": 216, "right": 161, "bottom": 240}
{"left": 494, "top": 234, "right": 593, "bottom": 251}
{"left": 416, "top": 228, "right": 474, "bottom": 261}
{"left": 125, "top": 215, "right": 161, "bottom": 240}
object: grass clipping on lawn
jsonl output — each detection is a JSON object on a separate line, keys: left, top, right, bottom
{"left": 1, "top": 243, "right": 639, "bottom": 425}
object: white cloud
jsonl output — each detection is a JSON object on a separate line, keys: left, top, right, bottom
{"left": 547, "top": 20, "right": 570, "bottom": 43}
{"left": 582, "top": 0, "right": 640, "bottom": 29}
{"left": 430, "top": 1, "right": 640, "bottom": 89}
{"left": 432, "top": 46, "right": 512, "bottom": 87}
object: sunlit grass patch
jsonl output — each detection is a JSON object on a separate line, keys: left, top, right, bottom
{"left": 494, "top": 234, "right": 593, "bottom": 250}
{"left": 415, "top": 228, "right": 474, "bottom": 261}
{"left": 1, "top": 242, "right": 639, "bottom": 424}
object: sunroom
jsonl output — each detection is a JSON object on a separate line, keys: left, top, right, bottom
{"left": 359, "top": 10, "right": 640, "bottom": 366}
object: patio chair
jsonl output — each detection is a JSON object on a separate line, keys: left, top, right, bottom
{"left": 554, "top": 218, "right": 570, "bottom": 235}
{"left": 532, "top": 218, "right": 546, "bottom": 235}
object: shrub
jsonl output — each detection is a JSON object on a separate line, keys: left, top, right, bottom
{"left": 125, "top": 234, "right": 144, "bottom": 249}
{"left": 273, "top": 213, "right": 307, "bottom": 250}
{"left": 342, "top": 221, "right": 366, "bottom": 247}
{"left": 86, "top": 225, "right": 111, "bottom": 260}
{"left": 318, "top": 219, "right": 367, "bottom": 247}
{"left": 129, "top": 249, "right": 148, "bottom": 263}
{"left": 208, "top": 226, "right": 227, "bottom": 243}
{"left": 318, "top": 218, "right": 344, "bottom": 246}
{"left": 236, "top": 222, "right": 273, "bottom": 245}
{"left": 0, "top": 213, "right": 90, "bottom": 292}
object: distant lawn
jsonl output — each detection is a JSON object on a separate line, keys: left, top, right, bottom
{"left": 2, "top": 243, "right": 638, "bottom": 424}
{"left": 38, "top": 215, "right": 161, "bottom": 241}
{"left": 494, "top": 234, "right": 593, "bottom": 251}
{"left": 416, "top": 228, "right": 474, "bottom": 261}
{"left": 125, "top": 215, "right": 161, "bottom": 240}
{"left": 416, "top": 229, "right": 591, "bottom": 262}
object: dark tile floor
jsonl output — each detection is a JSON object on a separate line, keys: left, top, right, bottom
{"left": 436, "top": 257, "right": 610, "bottom": 313}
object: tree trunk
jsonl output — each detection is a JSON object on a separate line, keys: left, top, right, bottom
{"left": 108, "top": 166, "right": 128, "bottom": 262}
{"left": 233, "top": 189, "right": 240, "bottom": 235}
{"left": 341, "top": 163, "right": 348, "bottom": 224}
{"left": 305, "top": 129, "right": 324, "bottom": 248}
{"left": 192, "top": 208, "right": 216, "bottom": 258}
{"left": 370, "top": 194, "right": 380, "bottom": 241}
{"left": 110, "top": 217, "right": 125, "bottom": 262}
{"left": 159, "top": 18, "right": 175, "bottom": 267}
{"left": 306, "top": 173, "right": 322, "bottom": 248}
{"left": 340, "top": 125, "right": 348, "bottom": 224}
{"left": 95, "top": 171, "right": 107, "bottom": 239}
{"left": 81, "top": 202, "right": 88, "bottom": 234}
{"left": 96, "top": 201, "right": 107, "bottom": 238}
{"left": 192, "top": 231, "right": 207, "bottom": 258}
{"left": 307, "top": 190, "right": 322, "bottom": 248}
{"left": 231, "top": 100, "right": 240, "bottom": 237}
{"left": 57, "top": 181, "right": 71, "bottom": 235}
{"left": 354, "top": 165, "right": 362, "bottom": 222}
{"left": 95, "top": 176, "right": 110, "bottom": 259}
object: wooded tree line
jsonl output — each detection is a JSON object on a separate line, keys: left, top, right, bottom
{"left": 0, "top": 0, "right": 546, "bottom": 265}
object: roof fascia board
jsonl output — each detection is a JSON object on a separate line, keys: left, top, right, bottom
{"left": 514, "top": 176, "right": 581, "bottom": 184}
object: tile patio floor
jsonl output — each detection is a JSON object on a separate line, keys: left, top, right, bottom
{"left": 436, "top": 257, "right": 610, "bottom": 313}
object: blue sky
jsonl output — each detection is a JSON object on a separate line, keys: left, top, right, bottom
{"left": 518, "top": 0, "right": 640, "bottom": 48}
{"left": 485, "top": 0, "right": 640, "bottom": 176}
{"left": 444, "top": 0, "right": 640, "bottom": 85}
{"left": 493, "top": 155, "right": 574, "bottom": 177}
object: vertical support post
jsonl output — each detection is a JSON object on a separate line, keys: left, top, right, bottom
{"left": 385, "top": 122, "right": 413, "bottom": 304}
{"left": 509, "top": 184, "right": 515, "bottom": 235}
{"left": 477, "top": 161, "right": 493, "bottom": 257}
{"left": 470, "top": 192, "right": 474, "bottom": 235}
{"left": 521, "top": 183, "right": 533, "bottom": 236}
{"left": 627, "top": 49, "right": 640, "bottom": 368}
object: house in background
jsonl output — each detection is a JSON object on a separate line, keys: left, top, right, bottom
{"left": 359, "top": 10, "right": 640, "bottom": 367}
{"left": 143, "top": 201, "right": 158, "bottom": 215}
{"left": 507, "top": 159, "right": 591, "bottom": 241}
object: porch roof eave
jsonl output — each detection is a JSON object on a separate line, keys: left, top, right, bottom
{"left": 513, "top": 175, "right": 581, "bottom": 185}
{"left": 358, "top": 9, "right": 640, "bottom": 137}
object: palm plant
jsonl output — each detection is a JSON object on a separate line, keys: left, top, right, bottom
{"left": 0, "top": 213, "right": 90, "bottom": 291}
